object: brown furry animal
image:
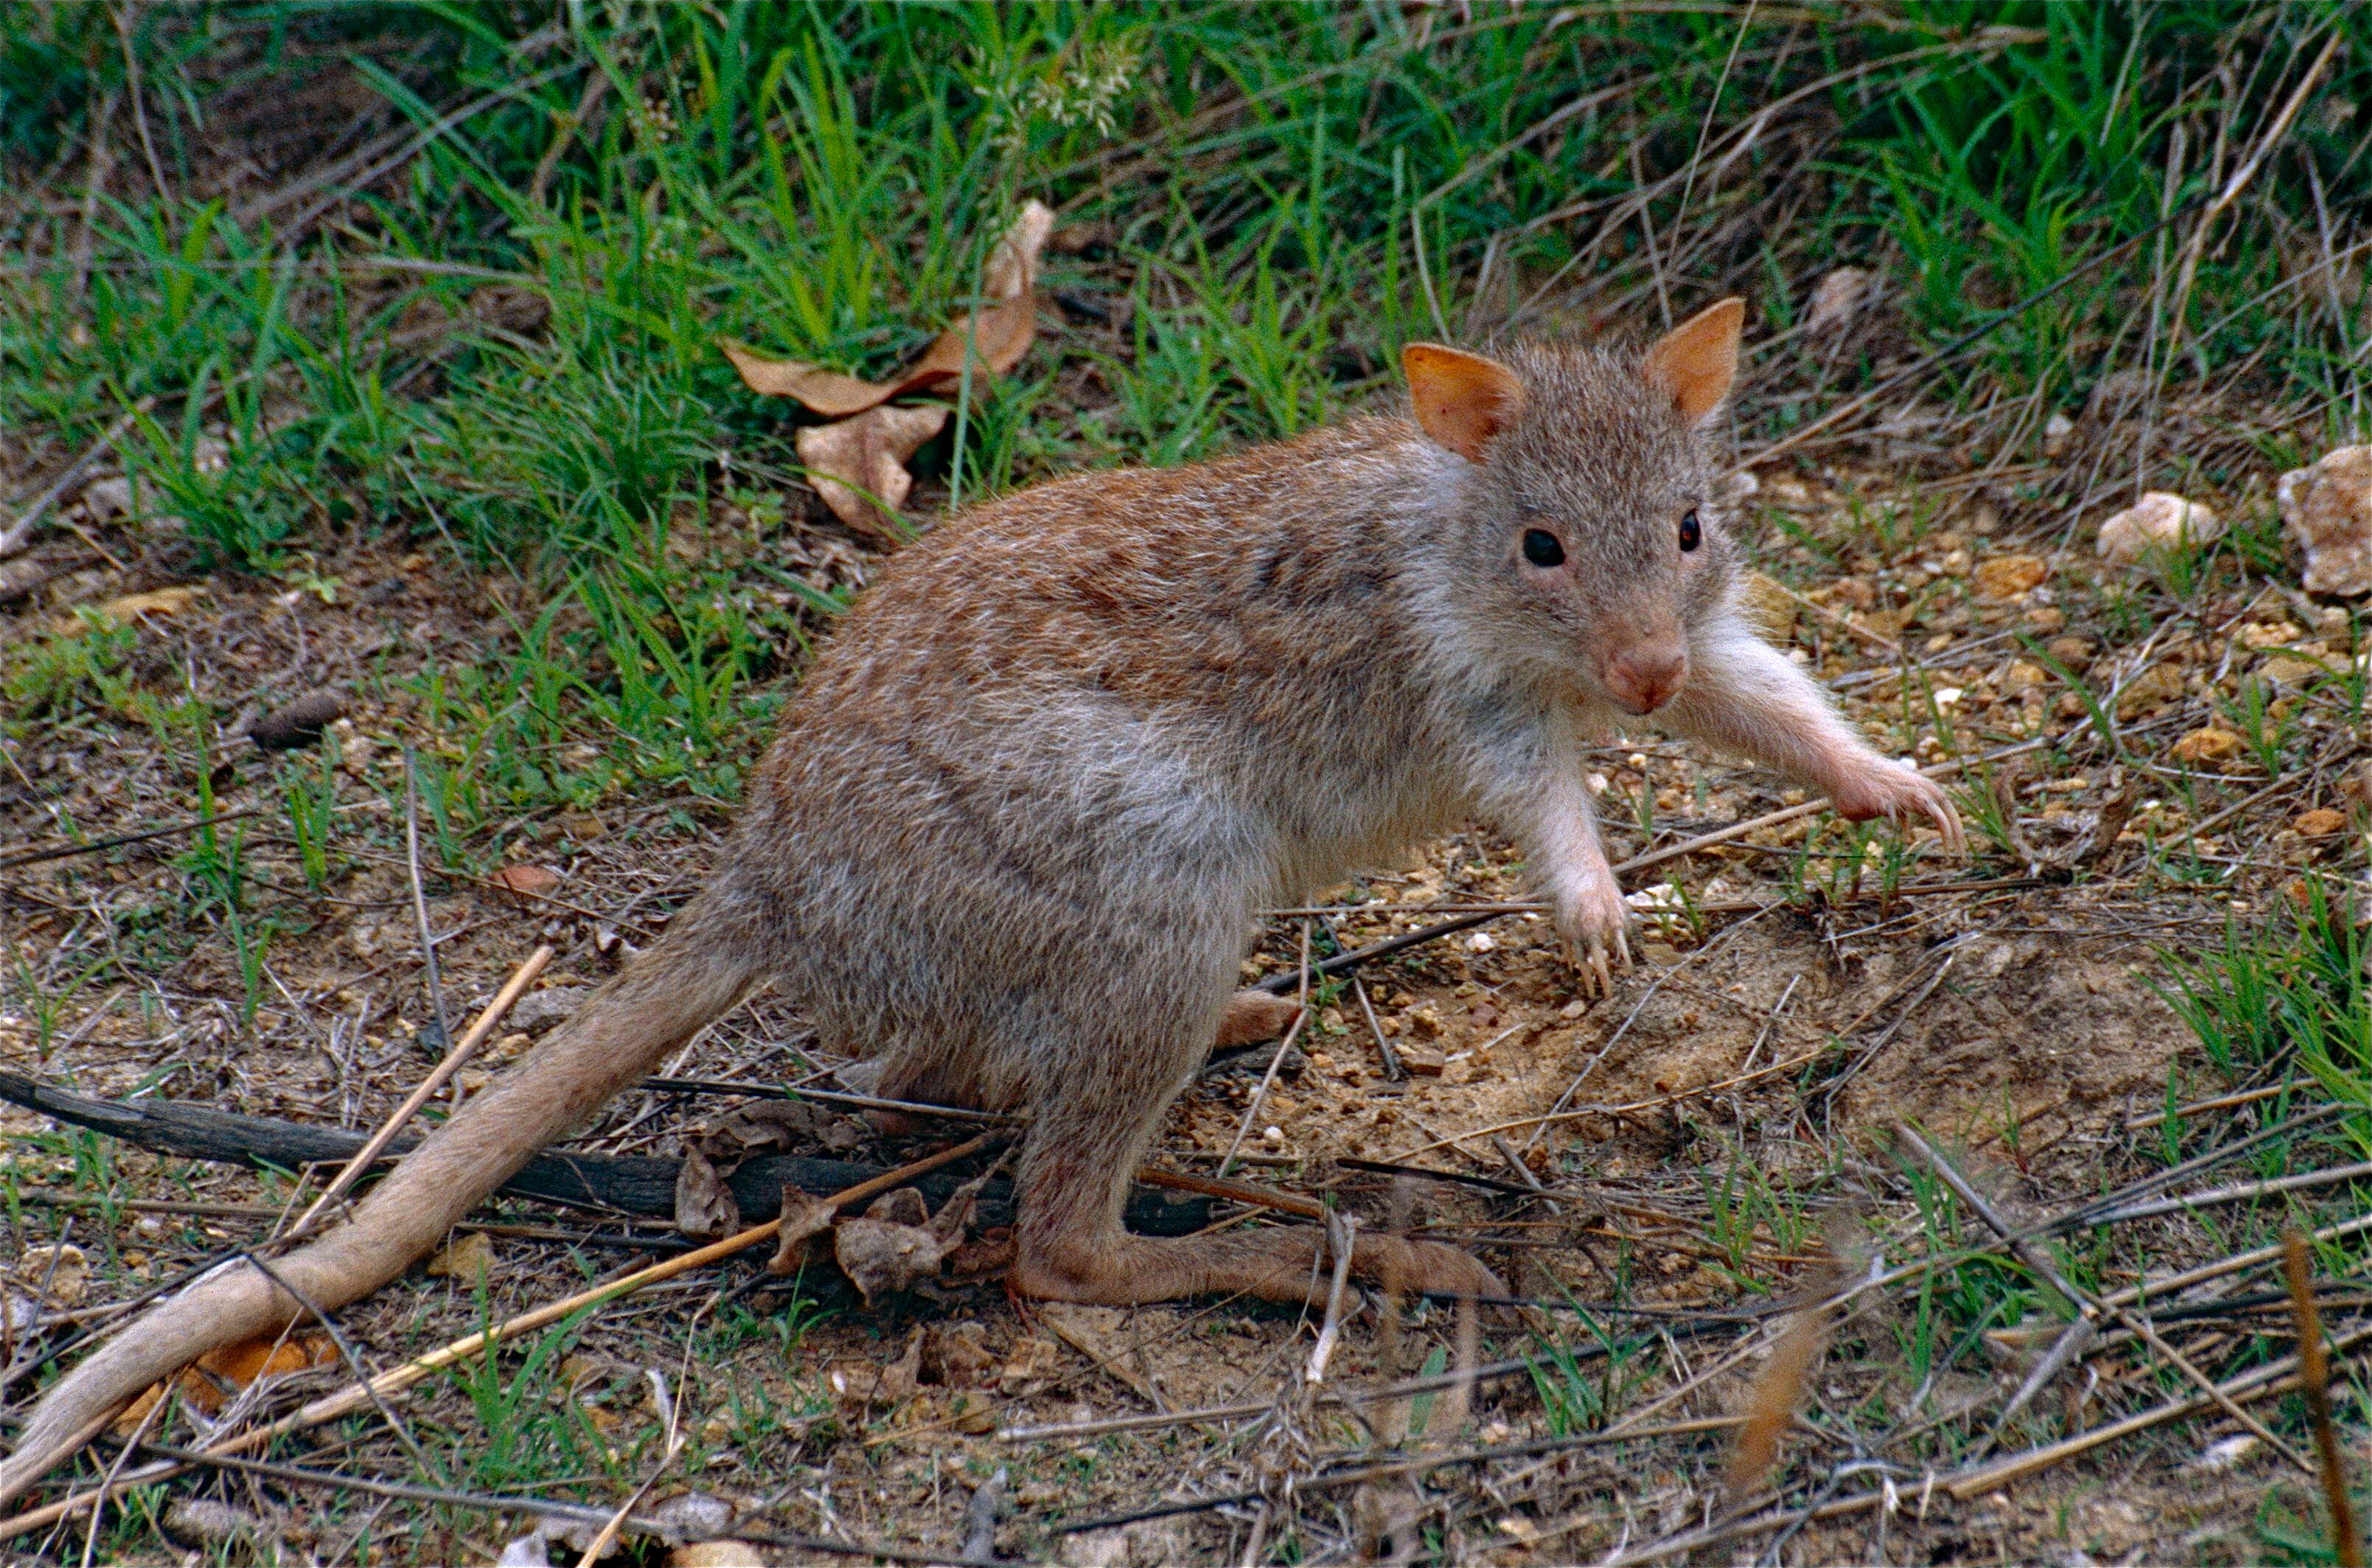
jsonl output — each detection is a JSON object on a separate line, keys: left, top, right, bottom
{"left": 0, "top": 298, "right": 1959, "bottom": 1502}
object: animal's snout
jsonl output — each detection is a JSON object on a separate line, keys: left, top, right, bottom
{"left": 1603, "top": 643, "right": 1688, "bottom": 714}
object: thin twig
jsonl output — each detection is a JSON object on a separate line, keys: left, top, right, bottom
{"left": 1304, "top": 1212, "right": 1358, "bottom": 1385}
{"left": 1895, "top": 1123, "right": 2312, "bottom": 1475}
{"left": 290, "top": 945, "right": 553, "bottom": 1236}
{"left": 1222, "top": 923, "right": 1311, "bottom": 1176}
{"left": 0, "top": 399, "right": 157, "bottom": 560}
{"left": 400, "top": 746, "right": 456, "bottom": 1080}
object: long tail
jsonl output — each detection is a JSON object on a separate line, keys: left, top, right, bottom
{"left": 0, "top": 906, "right": 759, "bottom": 1508}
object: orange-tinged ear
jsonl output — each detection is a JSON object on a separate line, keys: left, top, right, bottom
{"left": 1645, "top": 298, "right": 1744, "bottom": 424}
{"left": 1402, "top": 343, "right": 1526, "bottom": 463}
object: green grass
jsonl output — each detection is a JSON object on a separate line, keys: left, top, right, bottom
{"left": 6, "top": 2, "right": 2368, "bottom": 835}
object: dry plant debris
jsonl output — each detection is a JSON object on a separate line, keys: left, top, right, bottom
{"left": 730, "top": 200, "right": 1054, "bottom": 539}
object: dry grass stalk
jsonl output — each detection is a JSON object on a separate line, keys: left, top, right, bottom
{"left": 2284, "top": 1229, "right": 2362, "bottom": 1568}
{"left": 1721, "top": 1299, "right": 1830, "bottom": 1510}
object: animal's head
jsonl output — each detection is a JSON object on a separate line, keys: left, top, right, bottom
{"left": 1403, "top": 300, "right": 1743, "bottom": 715}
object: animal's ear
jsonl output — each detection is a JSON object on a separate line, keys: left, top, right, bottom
{"left": 1645, "top": 298, "right": 1745, "bottom": 425}
{"left": 1402, "top": 343, "right": 1526, "bottom": 463}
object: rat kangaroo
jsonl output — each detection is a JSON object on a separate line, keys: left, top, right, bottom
{"left": 0, "top": 298, "right": 1961, "bottom": 1502}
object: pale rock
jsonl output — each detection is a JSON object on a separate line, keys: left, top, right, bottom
{"left": 2278, "top": 445, "right": 2372, "bottom": 596}
{"left": 2095, "top": 492, "right": 2221, "bottom": 564}
{"left": 2042, "top": 412, "right": 2075, "bottom": 458}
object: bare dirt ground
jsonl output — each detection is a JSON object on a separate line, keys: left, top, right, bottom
{"left": 7, "top": 435, "right": 2353, "bottom": 1565}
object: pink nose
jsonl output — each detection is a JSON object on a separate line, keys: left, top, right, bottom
{"left": 1605, "top": 644, "right": 1688, "bottom": 713}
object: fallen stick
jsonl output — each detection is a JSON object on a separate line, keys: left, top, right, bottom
{"left": 0, "top": 1136, "right": 998, "bottom": 1542}
{"left": 0, "top": 1071, "right": 1205, "bottom": 1236}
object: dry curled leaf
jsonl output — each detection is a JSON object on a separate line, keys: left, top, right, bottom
{"left": 833, "top": 1167, "right": 994, "bottom": 1305}
{"left": 766, "top": 1191, "right": 843, "bottom": 1275}
{"left": 2170, "top": 726, "right": 2247, "bottom": 767}
{"left": 723, "top": 198, "right": 1054, "bottom": 414}
{"left": 794, "top": 402, "right": 951, "bottom": 542}
{"left": 52, "top": 584, "right": 203, "bottom": 635}
{"left": 674, "top": 1145, "right": 739, "bottom": 1239}
{"left": 18, "top": 1243, "right": 86, "bottom": 1306}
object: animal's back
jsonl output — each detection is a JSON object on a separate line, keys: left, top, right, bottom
{"left": 730, "top": 418, "right": 1469, "bottom": 1099}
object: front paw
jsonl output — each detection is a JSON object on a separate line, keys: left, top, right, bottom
{"left": 1554, "top": 872, "right": 1634, "bottom": 997}
{"left": 1830, "top": 756, "right": 1965, "bottom": 851}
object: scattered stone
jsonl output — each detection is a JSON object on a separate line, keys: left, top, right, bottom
{"left": 79, "top": 474, "right": 142, "bottom": 521}
{"left": 2256, "top": 654, "right": 2329, "bottom": 688}
{"left": 2113, "top": 663, "right": 2186, "bottom": 719}
{"left": 243, "top": 688, "right": 346, "bottom": 749}
{"left": 505, "top": 985, "right": 590, "bottom": 1034}
{"left": 425, "top": 1230, "right": 494, "bottom": 1284}
{"left": 2042, "top": 412, "right": 2076, "bottom": 458}
{"left": 2095, "top": 492, "right": 2221, "bottom": 565}
{"left": 668, "top": 1544, "right": 763, "bottom": 1568}
{"left": 1399, "top": 1044, "right": 1447, "bottom": 1077}
{"left": 2169, "top": 727, "right": 2246, "bottom": 766}
{"left": 19, "top": 1243, "right": 86, "bottom": 1306}
{"left": 161, "top": 1499, "right": 267, "bottom": 1551}
{"left": 1973, "top": 553, "right": 2048, "bottom": 599}
{"left": 2278, "top": 445, "right": 2372, "bottom": 595}
{"left": 2044, "top": 634, "right": 2096, "bottom": 668}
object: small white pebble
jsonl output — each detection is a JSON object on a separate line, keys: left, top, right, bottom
{"left": 1586, "top": 771, "right": 1609, "bottom": 795}
{"left": 1933, "top": 687, "right": 1964, "bottom": 707}
{"left": 1627, "top": 752, "right": 1649, "bottom": 769}
{"left": 1262, "top": 1125, "right": 1284, "bottom": 1145}
{"left": 1468, "top": 932, "right": 1496, "bottom": 953}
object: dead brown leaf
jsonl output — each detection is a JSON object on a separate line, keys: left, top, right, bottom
{"left": 718, "top": 343, "right": 908, "bottom": 418}
{"left": 795, "top": 403, "right": 951, "bottom": 542}
{"left": 832, "top": 1166, "right": 994, "bottom": 1305}
{"left": 674, "top": 1145, "right": 739, "bottom": 1239}
{"left": 723, "top": 198, "right": 1055, "bottom": 415}
{"left": 766, "top": 1190, "right": 842, "bottom": 1275}
{"left": 116, "top": 1334, "right": 336, "bottom": 1432}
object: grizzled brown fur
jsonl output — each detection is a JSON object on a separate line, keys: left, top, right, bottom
{"left": 0, "top": 300, "right": 1961, "bottom": 1501}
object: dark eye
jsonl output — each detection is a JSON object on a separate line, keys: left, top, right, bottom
{"left": 1522, "top": 528, "right": 1565, "bottom": 568}
{"left": 1678, "top": 509, "right": 1702, "bottom": 553}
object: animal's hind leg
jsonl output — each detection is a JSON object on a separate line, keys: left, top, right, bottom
{"left": 1007, "top": 1018, "right": 1500, "bottom": 1307}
